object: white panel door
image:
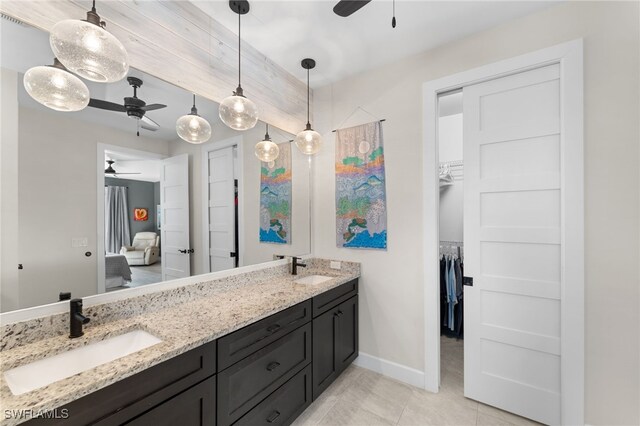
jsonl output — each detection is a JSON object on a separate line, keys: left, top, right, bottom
{"left": 207, "top": 147, "right": 235, "bottom": 272}
{"left": 463, "top": 64, "right": 562, "bottom": 425}
{"left": 160, "top": 154, "right": 190, "bottom": 281}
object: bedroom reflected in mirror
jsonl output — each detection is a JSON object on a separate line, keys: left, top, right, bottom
{"left": 0, "top": 18, "right": 311, "bottom": 313}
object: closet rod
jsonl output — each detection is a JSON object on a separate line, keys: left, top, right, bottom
{"left": 332, "top": 119, "right": 386, "bottom": 133}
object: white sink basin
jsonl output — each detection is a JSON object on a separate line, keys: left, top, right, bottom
{"left": 4, "top": 330, "right": 161, "bottom": 395}
{"left": 295, "top": 275, "right": 334, "bottom": 285}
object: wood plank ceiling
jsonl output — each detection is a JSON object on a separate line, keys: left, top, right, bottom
{"left": 0, "top": 0, "right": 309, "bottom": 134}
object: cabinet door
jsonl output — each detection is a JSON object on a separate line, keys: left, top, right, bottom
{"left": 312, "top": 306, "right": 340, "bottom": 399}
{"left": 125, "top": 376, "right": 215, "bottom": 426}
{"left": 336, "top": 295, "right": 359, "bottom": 372}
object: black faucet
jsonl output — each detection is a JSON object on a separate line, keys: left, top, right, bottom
{"left": 291, "top": 256, "right": 307, "bottom": 275}
{"left": 69, "top": 298, "right": 90, "bottom": 338}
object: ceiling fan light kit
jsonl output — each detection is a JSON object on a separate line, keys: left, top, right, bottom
{"left": 255, "top": 123, "right": 280, "bottom": 162}
{"left": 23, "top": 58, "right": 90, "bottom": 112}
{"left": 50, "top": 0, "right": 129, "bottom": 83}
{"left": 219, "top": 0, "right": 259, "bottom": 131}
{"left": 177, "top": 95, "right": 212, "bottom": 144}
{"left": 294, "top": 58, "right": 322, "bottom": 155}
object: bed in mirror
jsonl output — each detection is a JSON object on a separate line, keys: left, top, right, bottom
{"left": 0, "top": 18, "right": 312, "bottom": 313}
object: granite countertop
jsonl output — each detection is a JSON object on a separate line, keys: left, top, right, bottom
{"left": 0, "top": 259, "right": 359, "bottom": 425}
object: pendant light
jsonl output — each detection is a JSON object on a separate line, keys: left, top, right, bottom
{"left": 255, "top": 124, "right": 280, "bottom": 162}
{"left": 23, "top": 58, "right": 90, "bottom": 112}
{"left": 294, "top": 58, "right": 322, "bottom": 155}
{"left": 50, "top": 0, "right": 129, "bottom": 83}
{"left": 218, "top": 0, "right": 258, "bottom": 131}
{"left": 176, "top": 94, "right": 212, "bottom": 144}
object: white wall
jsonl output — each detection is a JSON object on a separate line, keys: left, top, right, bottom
{"left": 0, "top": 82, "right": 170, "bottom": 311}
{"left": 312, "top": 2, "right": 639, "bottom": 424}
{"left": 438, "top": 113, "right": 463, "bottom": 243}
{"left": 0, "top": 69, "right": 20, "bottom": 312}
{"left": 169, "top": 122, "right": 311, "bottom": 276}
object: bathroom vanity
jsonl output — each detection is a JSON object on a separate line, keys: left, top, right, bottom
{"left": 0, "top": 259, "right": 359, "bottom": 426}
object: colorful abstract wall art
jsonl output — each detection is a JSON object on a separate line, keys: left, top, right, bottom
{"left": 335, "top": 121, "right": 387, "bottom": 249}
{"left": 260, "top": 143, "right": 292, "bottom": 244}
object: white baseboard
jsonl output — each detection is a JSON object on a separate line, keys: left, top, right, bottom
{"left": 354, "top": 352, "right": 425, "bottom": 389}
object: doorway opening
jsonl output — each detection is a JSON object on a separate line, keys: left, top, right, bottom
{"left": 437, "top": 90, "right": 465, "bottom": 398}
{"left": 99, "top": 147, "right": 166, "bottom": 292}
{"left": 424, "top": 40, "right": 584, "bottom": 425}
{"left": 104, "top": 151, "right": 163, "bottom": 290}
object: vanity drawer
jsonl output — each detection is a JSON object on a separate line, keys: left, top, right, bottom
{"left": 26, "top": 340, "right": 217, "bottom": 425}
{"left": 218, "top": 300, "right": 311, "bottom": 370}
{"left": 124, "top": 376, "right": 215, "bottom": 426}
{"left": 217, "top": 323, "right": 311, "bottom": 426}
{"left": 234, "top": 364, "right": 312, "bottom": 426}
{"left": 312, "top": 279, "right": 358, "bottom": 317}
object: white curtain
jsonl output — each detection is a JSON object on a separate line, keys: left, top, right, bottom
{"left": 105, "top": 186, "right": 131, "bottom": 254}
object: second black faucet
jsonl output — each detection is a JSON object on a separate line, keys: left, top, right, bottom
{"left": 291, "top": 256, "right": 307, "bottom": 275}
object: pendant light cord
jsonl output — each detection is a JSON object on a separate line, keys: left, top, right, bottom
{"left": 307, "top": 67, "right": 310, "bottom": 126}
{"left": 238, "top": 12, "right": 242, "bottom": 88}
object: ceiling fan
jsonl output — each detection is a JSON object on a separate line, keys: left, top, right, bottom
{"left": 333, "top": 0, "right": 371, "bottom": 17}
{"left": 333, "top": 0, "right": 396, "bottom": 27}
{"left": 104, "top": 160, "right": 141, "bottom": 176}
{"left": 89, "top": 77, "right": 166, "bottom": 135}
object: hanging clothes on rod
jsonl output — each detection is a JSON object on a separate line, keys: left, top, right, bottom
{"left": 440, "top": 241, "right": 464, "bottom": 339}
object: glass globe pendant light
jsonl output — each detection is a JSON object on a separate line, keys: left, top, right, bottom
{"left": 23, "top": 58, "right": 90, "bottom": 112}
{"left": 176, "top": 94, "right": 212, "bottom": 144}
{"left": 255, "top": 124, "right": 280, "bottom": 162}
{"left": 219, "top": 1, "right": 258, "bottom": 131}
{"left": 50, "top": 0, "right": 129, "bottom": 83}
{"left": 294, "top": 58, "right": 322, "bottom": 155}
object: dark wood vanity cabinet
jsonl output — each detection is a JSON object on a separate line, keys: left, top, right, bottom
{"left": 25, "top": 280, "right": 358, "bottom": 426}
{"left": 312, "top": 282, "right": 359, "bottom": 400}
{"left": 26, "top": 340, "right": 217, "bottom": 426}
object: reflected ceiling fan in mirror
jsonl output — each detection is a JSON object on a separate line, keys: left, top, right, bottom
{"left": 104, "top": 160, "right": 141, "bottom": 176}
{"left": 89, "top": 77, "right": 166, "bottom": 136}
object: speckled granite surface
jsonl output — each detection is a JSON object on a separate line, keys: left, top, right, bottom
{"left": 0, "top": 258, "right": 359, "bottom": 425}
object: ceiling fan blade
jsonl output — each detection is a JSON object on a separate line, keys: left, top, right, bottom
{"left": 333, "top": 0, "right": 371, "bottom": 17}
{"left": 141, "top": 103, "right": 167, "bottom": 111}
{"left": 105, "top": 171, "right": 142, "bottom": 175}
{"left": 89, "top": 98, "right": 127, "bottom": 112}
{"left": 140, "top": 115, "right": 159, "bottom": 131}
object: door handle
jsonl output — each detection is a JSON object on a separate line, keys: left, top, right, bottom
{"left": 178, "top": 249, "right": 195, "bottom": 254}
{"left": 266, "top": 324, "right": 281, "bottom": 334}
{"left": 266, "top": 410, "right": 280, "bottom": 423}
{"left": 266, "top": 361, "right": 281, "bottom": 371}
{"left": 463, "top": 276, "right": 473, "bottom": 286}
{"left": 230, "top": 252, "right": 236, "bottom": 258}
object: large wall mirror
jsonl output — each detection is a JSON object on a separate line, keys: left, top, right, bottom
{"left": 0, "top": 19, "right": 312, "bottom": 313}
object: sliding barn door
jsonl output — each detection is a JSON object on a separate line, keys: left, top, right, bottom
{"left": 160, "top": 154, "right": 191, "bottom": 281}
{"left": 463, "top": 64, "right": 562, "bottom": 425}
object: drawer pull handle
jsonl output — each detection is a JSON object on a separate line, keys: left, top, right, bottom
{"left": 267, "top": 361, "right": 281, "bottom": 371}
{"left": 266, "top": 324, "right": 281, "bottom": 334}
{"left": 266, "top": 410, "right": 281, "bottom": 423}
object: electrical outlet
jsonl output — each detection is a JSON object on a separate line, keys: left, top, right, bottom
{"left": 330, "top": 261, "right": 342, "bottom": 270}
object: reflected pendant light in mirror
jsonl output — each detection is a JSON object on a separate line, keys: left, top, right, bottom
{"left": 219, "top": 1, "right": 258, "bottom": 131}
{"left": 23, "top": 58, "right": 90, "bottom": 112}
{"left": 255, "top": 124, "right": 280, "bottom": 162}
{"left": 50, "top": 0, "right": 129, "bottom": 83}
{"left": 176, "top": 94, "right": 212, "bottom": 144}
{"left": 294, "top": 58, "right": 322, "bottom": 155}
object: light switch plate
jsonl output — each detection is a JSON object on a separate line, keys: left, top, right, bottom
{"left": 330, "top": 261, "right": 342, "bottom": 270}
{"left": 72, "top": 238, "right": 88, "bottom": 248}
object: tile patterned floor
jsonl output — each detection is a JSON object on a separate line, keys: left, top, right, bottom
{"left": 293, "top": 336, "right": 540, "bottom": 426}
